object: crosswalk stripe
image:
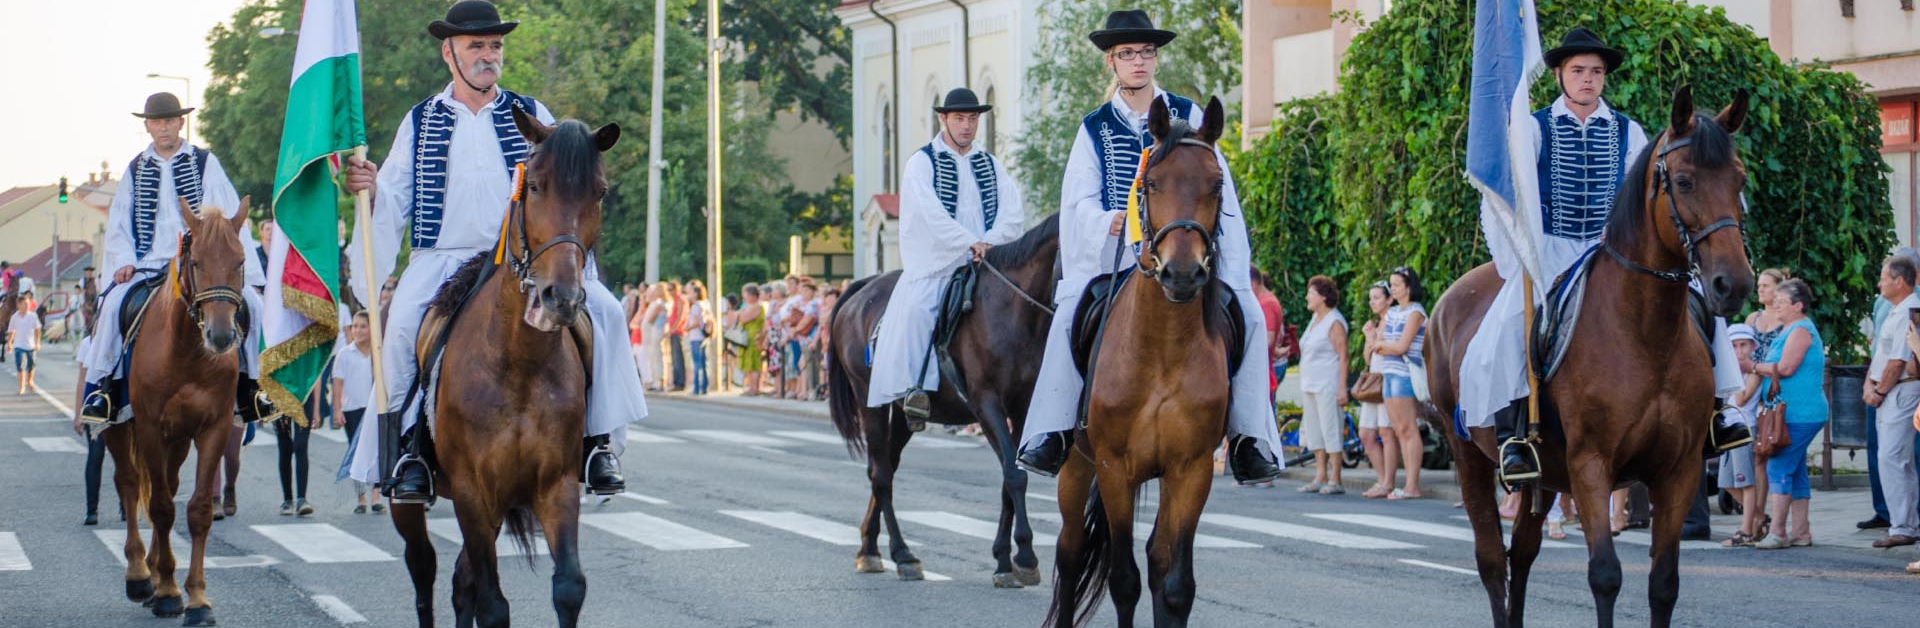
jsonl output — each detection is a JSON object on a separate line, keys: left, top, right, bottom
{"left": 1447, "top": 516, "right": 1728, "bottom": 550}
{"left": 0, "top": 532, "right": 30, "bottom": 570}
{"left": 625, "top": 429, "right": 687, "bottom": 444}
{"left": 427, "top": 518, "right": 548, "bottom": 556}
{"left": 1030, "top": 513, "right": 1260, "bottom": 549}
{"left": 906, "top": 436, "right": 978, "bottom": 449}
{"left": 251, "top": 523, "right": 395, "bottom": 563}
{"left": 616, "top": 492, "right": 671, "bottom": 506}
{"left": 1400, "top": 558, "right": 1479, "bottom": 575}
{"left": 21, "top": 437, "right": 84, "bottom": 453}
{"left": 1201, "top": 513, "right": 1421, "bottom": 549}
{"left": 580, "top": 512, "right": 749, "bottom": 551}
{"left": 311, "top": 594, "right": 368, "bottom": 624}
{"left": 1306, "top": 513, "right": 1580, "bottom": 549}
{"left": 92, "top": 530, "right": 280, "bottom": 568}
{"left": 768, "top": 430, "right": 852, "bottom": 446}
{"left": 676, "top": 429, "right": 791, "bottom": 447}
{"left": 897, "top": 511, "right": 1056, "bottom": 546}
{"left": 715, "top": 510, "right": 952, "bottom": 582}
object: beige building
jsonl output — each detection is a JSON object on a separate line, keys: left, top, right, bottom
{"left": 0, "top": 165, "right": 115, "bottom": 283}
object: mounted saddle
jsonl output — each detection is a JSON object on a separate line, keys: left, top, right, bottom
{"left": 410, "top": 254, "right": 594, "bottom": 419}
{"left": 864, "top": 264, "right": 979, "bottom": 376}
{"left": 1531, "top": 244, "right": 1715, "bottom": 383}
{"left": 1069, "top": 268, "right": 1246, "bottom": 433}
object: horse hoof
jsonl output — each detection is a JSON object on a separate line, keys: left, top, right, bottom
{"left": 992, "top": 572, "right": 1024, "bottom": 589}
{"left": 126, "top": 579, "right": 155, "bottom": 603}
{"left": 896, "top": 562, "right": 925, "bottom": 581}
{"left": 183, "top": 606, "right": 217, "bottom": 626}
{"left": 150, "top": 595, "right": 184, "bottom": 618}
{"left": 1014, "top": 565, "right": 1043, "bottom": 586}
{"left": 855, "top": 555, "right": 886, "bottom": 573}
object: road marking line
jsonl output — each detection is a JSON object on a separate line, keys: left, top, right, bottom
{"left": 31, "top": 382, "right": 73, "bottom": 417}
{"left": 580, "top": 512, "right": 749, "bottom": 551}
{"left": 625, "top": 430, "right": 687, "bottom": 444}
{"left": 21, "top": 436, "right": 85, "bottom": 453}
{"left": 92, "top": 529, "right": 279, "bottom": 568}
{"left": 676, "top": 429, "right": 791, "bottom": 447}
{"left": 1399, "top": 558, "right": 1478, "bottom": 575}
{"left": 1025, "top": 492, "right": 1059, "bottom": 502}
{"left": 1032, "top": 513, "right": 1260, "bottom": 549}
{"left": 768, "top": 430, "right": 850, "bottom": 445}
{"left": 906, "top": 436, "right": 977, "bottom": 449}
{"left": 311, "top": 595, "right": 368, "bottom": 624}
{"left": 0, "top": 532, "right": 30, "bottom": 570}
{"left": 1306, "top": 513, "right": 1580, "bottom": 549}
{"left": 747, "top": 445, "right": 791, "bottom": 455}
{"left": 720, "top": 510, "right": 859, "bottom": 545}
{"left": 1448, "top": 515, "right": 1729, "bottom": 551}
{"left": 897, "top": 510, "right": 1056, "bottom": 546}
{"left": 616, "top": 492, "right": 671, "bottom": 506}
{"left": 1200, "top": 513, "right": 1420, "bottom": 549}
{"left": 426, "top": 518, "right": 548, "bottom": 556}
{"left": 251, "top": 523, "right": 395, "bottom": 563}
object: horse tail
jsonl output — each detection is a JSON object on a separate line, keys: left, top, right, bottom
{"left": 1045, "top": 479, "right": 1113, "bottom": 628}
{"left": 826, "top": 275, "right": 879, "bottom": 460}
{"left": 502, "top": 506, "right": 538, "bottom": 567}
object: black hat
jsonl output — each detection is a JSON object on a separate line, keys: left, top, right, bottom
{"left": 932, "top": 88, "right": 991, "bottom": 114}
{"left": 428, "top": 0, "right": 518, "bottom": 40}
{"left": 132, "top": 92, "right": 193, "bottom": 119}
{"left": 1544, "top": 27, "right": 1623, "bottom": 71}
{"left": 1088, "top": 10, "right": 1176, "bottom": 51}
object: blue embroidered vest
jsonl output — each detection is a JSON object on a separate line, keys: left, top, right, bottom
{"left": 1082, "top": 93, "right": 1197, "bottom": 214}
{"left": 916, "top": 143, "right": 1000, "bottom": 232}
{"left": 127, "top": 147, "right": 210, "bottom": 261}
{"left": 1533, "top": 107, "right": 1632, "bottom": 241}
{"left": 407, "top": 89, "right": 540, "bottom": 249}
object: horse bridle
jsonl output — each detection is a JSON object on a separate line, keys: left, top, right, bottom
{"left": 503, "top": 162, "right": 591, "bottom": 294}
{"left": 1602, "top": 118, "right": 1746, "bottom": 284}
{"left": 172, "top": 230, "right": 246, "bottom": 331}
{"left": 1135, "top": 132, "right": 1223, "bottom": 295}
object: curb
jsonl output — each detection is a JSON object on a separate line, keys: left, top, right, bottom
{"left": 652, "top": 392, "right": 833, "bottom": 422}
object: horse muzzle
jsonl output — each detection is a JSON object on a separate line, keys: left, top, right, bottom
{"left": 202, "top": 323, "right": 239, "bottom": 354}
{"left": 524, "top": 281, "right": 585, "bottom": 332}
{"left": 1155, "top": 261, "right": 1210, "bottom": 303}
{"left": 1702, "top": 268, "right": 1753, "bottom": 318}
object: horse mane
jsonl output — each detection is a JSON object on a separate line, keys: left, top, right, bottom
{"left": 531, "top": 120, "right": 605, "bottom": 201}
{"left": 429, "top": 252, "right": 493, "bottom": 314}
{"left": 1604, "top": 113, "right": 1735, "bottom": 249}
{"left": 983, "top": 213, "right": 1060, "bottom": 269}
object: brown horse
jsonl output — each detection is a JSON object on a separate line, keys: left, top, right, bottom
{"left": 824, "top": 213, "right": 1059, "bottom": 587}
{"left": 1048, "top": 96, "right": 1235, "bottom": 628}
{"left": 1425, "top": 86, "right": 1754, "bottom": 628}
{"left": 387, "top": 107, "right": 619, "bottom": 628}
{"left": 103, "top": 196, "right": 254, "bottom": 626}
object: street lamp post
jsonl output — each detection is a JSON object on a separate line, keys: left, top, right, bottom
{"left": 145, "top": 73, "right": 192, "bottom": 145}
{"left": 707, "top": 0, "right": 725, "bottom": 391}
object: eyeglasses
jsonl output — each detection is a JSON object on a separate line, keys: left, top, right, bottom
{"left": 1112, "top": 47, "right": 1158, "bottom": 61}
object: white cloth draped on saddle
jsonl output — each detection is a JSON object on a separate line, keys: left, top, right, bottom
{"left": 866, "top": 135, "right": 1025, "bottom": 407}
{"left": 343, "top": 85, "right": 646, "bottom": 487}
{"left": 1017, "top": 89, "right": 1279, "bottom": 460}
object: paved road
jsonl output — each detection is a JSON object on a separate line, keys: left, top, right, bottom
{"left": 1, "top": 346, "right": 1916, "bottom": 627}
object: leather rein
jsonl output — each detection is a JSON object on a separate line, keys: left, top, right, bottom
{"left": 1600, "top": 117, "right": 1746, "bottom": 284}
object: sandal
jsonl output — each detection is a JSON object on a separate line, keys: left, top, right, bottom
{"left": 1906, "top": 560, "right": 1920, "bottom": 574}
{"left": 1790, "top": 537, "right": 1812, "bottom": 547}
{"left": 1547, "top": 523, "right": 1567, "bottom": 541}
{"left": 1362, "top": 484, "right": 1391, "bottom": 499}
{"left": 1721, "top": 532, "right": 1755, "bottom": 548}
{"left": 1319, "top": 484, "right": 1346, "bottom": 496}
{"left": 1752, "top": 536, "right": 1791, "bottom": 550}
{"left": 1387, "top": 488, "right": 1422, "bottom": 501}
{"left": 1296, "top": 482, "right": 1324, "bottom": 493}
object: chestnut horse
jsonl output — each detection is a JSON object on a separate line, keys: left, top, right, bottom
{"left": 1425, "top": 86, "right": 1754, "bottom": 628}
{"left": 824, "top": 213, "right": 1058, "bottom": 587}
{"left": 387, "top": 107, "right": 619, "bottom": 628}
{"left": 104, "top": 197, "right": 254, "bottom": 626}
{"left": 1048, "top": 96, "right": 1236, "bottom": 628}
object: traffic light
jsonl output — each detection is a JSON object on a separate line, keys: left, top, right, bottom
{"left": 57, "top": 177, "right": 68, "bottom": 204}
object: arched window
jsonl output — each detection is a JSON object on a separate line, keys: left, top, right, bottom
{"left": 881, "top": 100, "right": 895, "bottom": 192}
{"left": 927, "top": 83, "right": 942, "bottom": 139}
{"left": 983, "top": 86, "right": 997, "bottom": 153}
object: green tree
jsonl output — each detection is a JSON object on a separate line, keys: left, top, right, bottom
{"left": 1013, "top": 0, "right": 1241, "bottom": 216}
{"left": 721, "top": 0, "right": 853, "bottom": 148}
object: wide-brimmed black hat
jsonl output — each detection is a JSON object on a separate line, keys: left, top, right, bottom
{"left": 932, "top": 88, "right": 991, "bottom": 114}
{"left": 132, "top": 92, "right": 193, "bottom": 119}
{"left": 1088, "top": 10, "right": 1176, "bottom": 51}
{"left": 1544, "top": 27, "right": 1623, "bottom": 71}
{"left": 428, "top": 0, "right": 518, "bottom": 40}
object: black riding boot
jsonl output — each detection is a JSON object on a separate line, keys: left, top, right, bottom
{"left": 1016, "top": 431, "right": 1071, "bottom": 478}
{"left": 901, "top": 389, "right": 932, "bottom": 430}
{"left": 387, "top": 425, "right": 434, "bottom": 503}
{"left": 80, "top": 381, "right": 114, "bottom": 423}
{"left": 1228, "top": 435, "right": 1284, "bottom": 485}
{"left": 583, "top": 435, "right": 625, "bottom": 495}
{"left": 1706, "top": 399, "right": 1754, "bottom": 457}
{"left": 234, "top": 377, "right": 279, "bottom": 423}
{"left": 1494, "top": 400, "right": 1540, "bottom": 484}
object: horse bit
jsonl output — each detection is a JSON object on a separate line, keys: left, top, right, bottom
{"left": 1602, "top": 116, "right": 1746, "bottom": 284}
{"left": 504, "top": 162, "right": 591, "bottom": 294}
{"left": 174, "top": 230, "right": 246, "bottom": 331}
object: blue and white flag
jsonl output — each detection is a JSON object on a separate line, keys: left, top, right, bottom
{"left": 1466, "top": 0, "right": 1547, "bottom": 294}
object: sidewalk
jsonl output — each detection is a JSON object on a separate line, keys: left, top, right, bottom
{"left": 654, "top": 388, "right": 831, "bottom": 422}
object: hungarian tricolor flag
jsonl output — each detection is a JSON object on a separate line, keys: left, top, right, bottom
{"left": 265, "top": 0, "right": 364, "bottom": 426}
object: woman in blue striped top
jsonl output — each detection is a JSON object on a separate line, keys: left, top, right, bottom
{"left": 1375, "top": 267, "right": 1428, "bottom": 500}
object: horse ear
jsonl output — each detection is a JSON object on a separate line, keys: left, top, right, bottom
{"left": 1201, "top": 96, "right": 1225, "bottom": 145}
{"left": 1717, "top": 88, "right": 1750, "bottom": 135}
{"left": 592, "top": 123, "right": 621, "bottom": 152}
{"left": 175, "top": 197, "right": 198, "bottom": 230}
{"left": 1148, "top": 97, "right": 1172, "bottom": 144}
{"left": 229, "top": 196, "right": 250, "bottom": 233}
{"left": 511, "top": 103, "right": 551, "bottom": 145}
{"left": 1669, "top": 84, "right": 1695, "bottom": 136}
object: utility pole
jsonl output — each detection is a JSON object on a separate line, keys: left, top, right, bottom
{"left": 644, "top": 0, "right": 667, "bottom": 283}
{"left": 707, "top": 0, "right": 725, "bottom": 390}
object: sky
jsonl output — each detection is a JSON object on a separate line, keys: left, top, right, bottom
{"left": 1, "top": 0, "right": 252, "bottom": 190}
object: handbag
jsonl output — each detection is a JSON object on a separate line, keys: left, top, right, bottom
{"left": 1753, "top": 377, "right": 1790, "bottom": 458}
{"left": 1408, "top": 359, "right": 1431, "bottom": 403}
{"left": 1351, "top": 372, "right": 1385, "bottom": 404}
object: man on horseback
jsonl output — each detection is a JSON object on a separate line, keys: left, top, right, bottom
{"left": 342, "top": 0, "right": 644, "bottom": 500}
{"left": 1015, "top": 10, "right": 1283, "bottom": 485}
{"left": 865, "top": 87, "right": 1026, "bottom": 419}
{"left": 1461, "top": 28, "right": 1750, "bottom": 484}
{"left": 79, "top": 91, "right": 278, "bottom": 425}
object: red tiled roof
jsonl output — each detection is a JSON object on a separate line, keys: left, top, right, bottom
{"left": 13, "top": 240, "right": 94, "bottom": 285}
{"left": 0, "top": 186, "right": 38, "bottom": 208}
{"left": 871, "top": 193, "right": 899, "bottom": 218}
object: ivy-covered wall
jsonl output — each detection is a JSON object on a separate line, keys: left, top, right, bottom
{"left": 1235, "top": 0, "right": 1892, "bottom": 359}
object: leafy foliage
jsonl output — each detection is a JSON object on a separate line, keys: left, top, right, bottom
{"left": 1227, "top": 95, "right": 1339, "bottom": 329}
{"left": 1235, "top": 0, "right": 1891, "bottom": 358}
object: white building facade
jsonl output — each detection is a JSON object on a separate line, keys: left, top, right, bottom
{"left": 834, "top": 0, "right": 1044, "bottom": 278}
